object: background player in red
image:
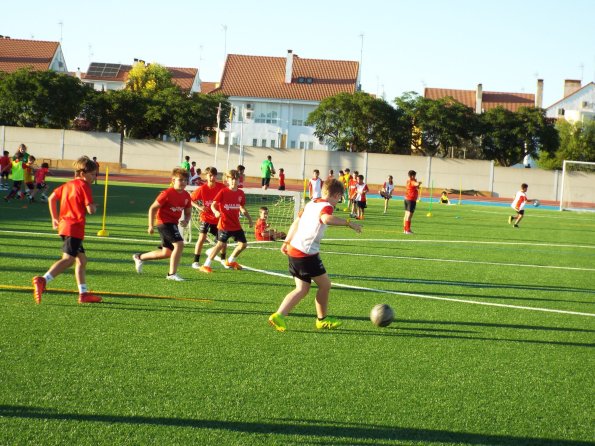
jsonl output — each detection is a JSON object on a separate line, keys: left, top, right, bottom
{"left": 403, "top": 170, "right": 421, "bottom": 234}
{"left": 255, "top": 206, "right": 286, "bottom": 241}
{"left": 190, "top": 166, "right": 227, "bottom": 269}
{"left": 133, "top": 168, "right": 192, "bottom": 281}
{"left": 354, "top": 174, "right": 369, "bottom": 220}
{"left": 32, "top": 156, "right": 101, "bottom": 304}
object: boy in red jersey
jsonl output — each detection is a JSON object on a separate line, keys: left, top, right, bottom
{"left": 268, "top": 179, "right": 362, "bottom": 332}
{"left": 278, "top": 168, "right": 286, "bottom": 191}
{"left": 133, "top": 168, "right": 192, "bottom": 281}
{"left": 348, "top": 170, "right": 359, "bottom": 216}
{"left": 190, "top": 166, "right": 227, "bottom": 269}
{"left": 0, "top": 150, "right": 10, "bottom": 190}
{"left": 32, "top": 156, "right": 101, "bottom": 304}
{"left": 354, "top": 174, "right": 369, "bottom": 220}
{"left": 508, "top": 183, "right": 535, "bottom": 228}
{"left": 199, "top": 169, "right": 253, "bottom": 273}
{"left": 255, "top": 206, "right": 286, "bottom": 241}
{"left": 28, "top": 162, "right": 50, "bottom": 202}
{"left": 403, "top": 170, "right": 421, "bottom": 234}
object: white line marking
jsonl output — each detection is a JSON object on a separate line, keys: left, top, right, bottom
{"left": 242, "top": 265, "right": 595, "bottom": 318}
{"left": 324, "top": 238, "right": 595, "bottom": 249}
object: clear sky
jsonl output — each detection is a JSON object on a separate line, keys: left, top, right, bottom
{"left": 2, "top": 0, "right": 594, "bottom": 107}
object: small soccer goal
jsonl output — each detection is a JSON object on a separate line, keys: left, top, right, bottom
{"left": 559, "top": 160, "right": 595, "bottom": 212}
{"left": 180, "top": 186, "right": 302, "bottom": 244}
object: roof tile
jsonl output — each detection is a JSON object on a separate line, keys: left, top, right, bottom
{"left": 0, "top": 38, "right": 59, "bottom": 72}
{"left": 425, "top": 87, "right": 534, "bottom": 112}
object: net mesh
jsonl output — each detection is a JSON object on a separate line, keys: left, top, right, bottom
{"left": 559, "top": 161, "right": 595, "bottom": 212}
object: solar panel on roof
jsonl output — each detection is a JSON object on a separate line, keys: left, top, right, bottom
{"left": 86, "top": 62, "right": 124, "bottom": 78}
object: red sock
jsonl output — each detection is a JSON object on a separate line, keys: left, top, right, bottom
{"left": 405, "top": 221, "right": 411, "bottom": 231}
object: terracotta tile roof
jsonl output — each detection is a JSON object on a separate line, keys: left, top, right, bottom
{"left": 81, "top": 63, "right": 198, "bottom": 90}
{"left": 213, "top": 53, "right": 359, "bottom": 101}
{"left": 200, "top": 81, "right": 218, "bottom": 94}
{"left": 0, "top": 38, "right": 59, "bottom": 72}
{"left": 425, "top": 87, "right": 534, "bottom": 112}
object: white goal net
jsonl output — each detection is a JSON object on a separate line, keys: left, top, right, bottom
{"left": 559, "top": 160, "right": 595, "bottom": 212}
{"left": 181, "top": 186, "right": 302, "bottom": 244}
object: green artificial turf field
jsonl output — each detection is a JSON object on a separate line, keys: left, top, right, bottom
{"left": 1, "top": 179, "right": 594, "bottom": 445}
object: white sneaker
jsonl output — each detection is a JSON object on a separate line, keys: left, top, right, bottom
{"left": 191, "top": 262, "right": 201, "bottom": 269}
{"left": 404, "top": 230, "right": 414, "bottom": 234}
{"left": 166, "top": 273, "right": 184, "bottom": 281}
{"left": 221, "top": 259, "right": 231, "bottom": 269}
{"left": 132, "top": 254, "right": 143, "bottom": 273}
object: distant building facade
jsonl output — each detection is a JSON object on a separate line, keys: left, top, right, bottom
{"left": 0, "top": 37, "right": 68, "bottom": 73}
{"left": 545, "top": 80, "right": 595, "bottom": 122}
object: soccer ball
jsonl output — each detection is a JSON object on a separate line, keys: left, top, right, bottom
{"left": 533, "top": 200, "right": 540, "bottom": 207}
{"left": 40, "top": 194, "right": 48, "bottom": 203}
{"left": 370, "top": 304, "right": 395, "bottom": 327}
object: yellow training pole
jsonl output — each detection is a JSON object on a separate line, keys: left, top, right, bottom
{"left": 417, "top": 178, "right": 423, "bottom": 203}
{"left": 97, "top": 167, "right": 109, "bottom": 237}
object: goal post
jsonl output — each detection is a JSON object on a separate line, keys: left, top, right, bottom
{"left": 559, "top": 160, "right": 595, "bottom": 212}
{"left": 180, "top": 186, "right": 302, "bottom": 244}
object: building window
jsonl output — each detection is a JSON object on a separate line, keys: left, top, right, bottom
{"left": 290, "top": 140, "right": 296, "bottom": 149}
{"left": 252, "top": 138, "right": 258, "bottom": 146}
{"left": 308, "top": 142, "right": 314, "bottom": 150}
{"left": 299, "top": 142, "right": 305, "bottom": 149}
{"left": 292, "top": 119, "right": 303, "bottom": 126}
{"left": 271, "top": 140, "right": 276, "bottom": 148}
{"left": 261, "top": 139, "right": 267, "bottom": 147}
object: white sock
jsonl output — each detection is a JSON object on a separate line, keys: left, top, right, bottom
{"left": 43, "top": 273, "right": 54, "bottom": 283}
{"left": 78, "top": 284, "right": 88, "bottom": 293}
{"left": 204, "top": 258, "right": 212, "bottom": 267}
{"left": 228, "top": 256, "right": 236, "bottom": 263}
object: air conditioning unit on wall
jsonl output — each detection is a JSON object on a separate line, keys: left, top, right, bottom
{"left": 246, "top": 103, "right": 253, "bottom": 110}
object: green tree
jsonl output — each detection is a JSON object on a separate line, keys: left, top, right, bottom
{"left": 538, "top": 119, "right": 595, "bottom": 169}
{"left": 306, "top": 92, "right": 409, "bottom": 153}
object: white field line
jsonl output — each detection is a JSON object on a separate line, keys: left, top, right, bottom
{"left": 242, "top": 265, "right": 595, "bottom": 318}
{"left": 248, "top": 245, "right": 595, "bottom": 272}
{"left": 470, "top": 209, "right": 595, "bottom": 221}
{"left": 324, "top": 238, "right": 595, "bottom": 250}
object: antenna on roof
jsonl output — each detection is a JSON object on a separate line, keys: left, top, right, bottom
{"left": 222, "top": 24, "right": 228, "bottom": 60}
{"left": 58, "top": 21, "right": 63, "bottom": 43}
{"left": 199, "top": 44, "right": 204, "bottom": 69}
{"left": 88, "top": 44, "right": 94, "bottom": 63}
{"left": 579, "top": 62, "right": 584, "bottom": 82}
{"left": 358, "top": 33, "right": 364, "bottom": 91}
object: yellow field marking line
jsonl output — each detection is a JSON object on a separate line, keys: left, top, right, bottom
{"left": 0, "top": 285, "right": 212, "bottom": 303}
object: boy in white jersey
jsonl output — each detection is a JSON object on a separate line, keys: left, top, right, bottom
{"left": 508, "top": 183, "right": 535, "bottom": 228}
{"left": 308, "top": 169, "right": 323, "bottom": 200}
{"left": 268, "top": 179, "right": 362, "bottom": 332}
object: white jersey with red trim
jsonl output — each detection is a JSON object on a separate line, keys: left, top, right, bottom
{"left": 290, "top": 198, "right": 333, "bottom": 255}
{"left": 308, "top": 178, "right": 323, "bottom": 199}
{"left": 511, "top": 190, "right": 528, "bottom": 211}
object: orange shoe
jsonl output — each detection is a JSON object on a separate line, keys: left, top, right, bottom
{"left": 32, "top": 276, "right": 46, "bottom": 304}
{"left": 78, "top": 293, "right": 102, "bottom": 304}
{"left": 199, "top": 265, "right": 212, "bottom": 274}
{"left": 224, "top": 261, "right": 242, "bottom": 270}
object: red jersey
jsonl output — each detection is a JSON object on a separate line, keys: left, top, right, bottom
{"left": 348, "top": 178, "right": 358, "bottom": 199}
{"left": 0, "top": 155, "right": 10, "bottom": 172}
{"left": 190, "top": 182, "right": 225, "bottom": 224}
{"left": 35, "top": 167, "right": 49, "bottom": 184}
{"left": 213, "top": 188, "right": 246, "bottom": 231}
{"left": 355, "top": 183, "right": 369, "bottom": 202}
{"left": 53, "top": 178, "right": 94, "bottom": 239}
{"left": 405, "top": 179, "right": 419, "bottom": 201}
{"left": 255, "top": 218, "right": 272, "bottom": 241}
{"left": 238, "top": 173, "right": 245, "bottom": 188}
{"left": 155, "top": 188, "right": 192, "bottom": 225}
{"left": 279, "top": 172, "right": 285, "bottom": 187}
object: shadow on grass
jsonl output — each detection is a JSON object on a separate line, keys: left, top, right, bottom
{"left": 0, "top": 405, "right": 590, "bottom": 446}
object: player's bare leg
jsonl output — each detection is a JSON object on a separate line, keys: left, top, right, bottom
{"left": 276, "top": 278, "right": 311, "bottom": 315}
{"left": 169, "top": 241, "right": 184, "bottom": 275}
{"left": 312, "top": 273, "right": 332, "bottom": 319}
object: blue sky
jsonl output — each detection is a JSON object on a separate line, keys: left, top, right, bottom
{"left": 2, "top": 0, "right": 594, "bottom": 107}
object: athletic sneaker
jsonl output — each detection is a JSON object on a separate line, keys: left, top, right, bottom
{"left": 508, "top": 216, "right": 513, "bottom": 224}
{"left": 199, "top": 265, "right": 212, "bottom": 274}
{"left": 78, "top": 293, "right": 102, "bottom": 304}
{"left": 132, "top": 253, "right": 143, "bottom": 273}
{"left": 224, "top": 261, "right": 242, "bottom": 270}
{"left": 205, "top": 247, "right": 220, "bottom": 261}
{"left": 268, "top": 312, "right": 287, "bottom": 332}
{"left": 191, "top": 262, "right": 201, "bottom": 269}
{"left": 315, "top": 316, "right": 342, "bottom": 330}
{"left": 513, "top": 224, "right": 519, "bottom": 228}
{"left": 403, "top": 230, "right": 414, "bottom": 234}
{"left": 166, "top": 273, "right": 184, "bottom": 281}
{"left": 32, "top": 276, "right": 46, "bottom": 304}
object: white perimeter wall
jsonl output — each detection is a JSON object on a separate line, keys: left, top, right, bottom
{"left": 2, "top": 126, "right": 593, "bottom": 203}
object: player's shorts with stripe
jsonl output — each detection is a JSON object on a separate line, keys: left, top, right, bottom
{"left": 218, "top": 229, "right": 247, "bottom": 244}
{"left": 61, "top": 236, "right": 85, "bottom": 257}
{"left": 288, "top": 254, "right": 326, "bottom": 283}
{"left": 404, "top": 199, "right": 417, "bottom": 213}
{"left": 157, "top": 223, "right": 183, "bottom": 250}
{"left": 199, "top": 221, "right": 219, "bottom": 237}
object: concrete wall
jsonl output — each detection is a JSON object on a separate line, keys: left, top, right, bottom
{"left": 1, "top": 126, "right": 593, "bottom": 203}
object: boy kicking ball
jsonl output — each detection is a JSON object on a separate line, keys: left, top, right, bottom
{"left": 508, "top": 183, "right": 536, "bottom": 228}
{"left": 268, "top": 179, "right": 362, "bottom": 332}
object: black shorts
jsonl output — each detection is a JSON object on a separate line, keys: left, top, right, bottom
{"left": 157, "top": 223, "right": 184, "bottom": 250}
{"left": 288, "top": 254, "right": 326, "bottom": 283}
{"left": 36, "top": 182, "right": 47, "bottom": 190}
{"left": 1, "top": 171, "right": 8, "bottom": 179}
{"left": 199, "top": 221, "right": 219, "bottom": 236}
{"left": 261, "top": 177, "right": 271, "bottom": 187}
{"left": 356, "top": 201, "right": 367, "bottom": 209}
{"left": 26, "top": 182, "right": 34, "bottom": 191}
{"left": 278, "top": 185, "right": 285, "bottom": 191}
{"left": 61, "top": 236, "right": 85, "bottom": 257}
{"left": 516, "top": 209, "right": 525, "bottom": 215}
{"left": 404, "top": 199, "right": 417, "bottom": 213}
{"left": 218, "top": 229, "right": 247, "bottom": 244}
{"left": 11, "top": 180, "right": 22, "bottom": 189}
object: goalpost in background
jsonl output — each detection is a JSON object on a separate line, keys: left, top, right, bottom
{"left": 181, "top": 186, "right": 302, "bottom": 244}
{"left": 559, "top": 160, "right": 595, "bottom": 212}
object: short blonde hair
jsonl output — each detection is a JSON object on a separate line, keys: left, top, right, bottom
{"left": 73, "top": 156, "right": 96, "bottom": 174}
{"left": 172, "top": 167, "right": 189, "bottom": 180}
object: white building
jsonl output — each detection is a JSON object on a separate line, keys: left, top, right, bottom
{"left": 212, "top": 50, "right": 360, "bottom": 151}
{"left": 546, "top": 80, "right": 595, "bottom": 122}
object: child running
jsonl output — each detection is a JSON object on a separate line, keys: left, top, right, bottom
{"left": 28, "top": 162, "right": 50, "bottom": 202}
{"left": 3, "top": 152, "right": 25, "bottom": 201}
{"left": 268, "top": 179, "right": 362, "bottom": 332}
{"left": 32, "top": 156, "right": 101, "bottom": 304}
{"left": 380, "top": 175, "right": 394, "bottom": 213}
{"left": 509, "top": 183, "right": 535, "bottom": 228}
{"left": 403, "top": 170, "right": 421, "bottom": 234}
{"left": 255, "top": 207, "right": 287, "bottom": 241}
{"left": 132, "top": 168, "right": 192, "bottom": 281}
{"left": 190, "top": 166, "right": 227, "bottom": 269}
{"left": 199, "top": 169, "right": 253, "bottom": 273}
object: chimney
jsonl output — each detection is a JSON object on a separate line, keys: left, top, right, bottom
{"left": 535, "top": 79, "right": 544, "bottom": 108}
{"left": 475, "top": 83, "right": 483, "bottom": 114}
{"left": 285, "top": 50, "right": 293, "bottom": 84}
{"left": 563, "top": 79, "right": 581, "bottom": 98}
